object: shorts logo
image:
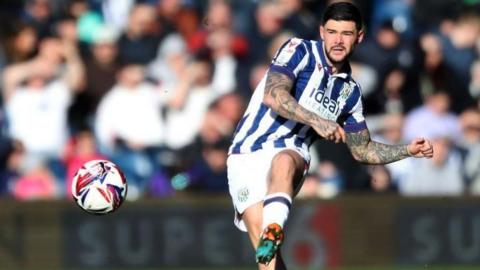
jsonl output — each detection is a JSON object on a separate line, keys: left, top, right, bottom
{"left": 237, "top": 187, "right": 249, "bottom": 203}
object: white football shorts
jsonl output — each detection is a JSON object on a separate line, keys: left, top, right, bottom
{"left": 226, "top": 148, "right": 309, "bottom": 231}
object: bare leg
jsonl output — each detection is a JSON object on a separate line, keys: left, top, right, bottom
{"left": 256, "top": 150, "right": 306, "bottom": 267}
{"left": 243, "top": 202, "right": 287, "bottom": 270}
{"left": 268, "top": 149, "right": 306, "bottom": 195}
{"left": 241, "top": 150, "right": 305, "bottom": 270}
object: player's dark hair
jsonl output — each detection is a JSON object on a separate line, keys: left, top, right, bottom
{"left": 322, "top": 2, "right": 364, "bottom": 31}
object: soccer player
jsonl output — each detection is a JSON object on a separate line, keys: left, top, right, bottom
{"left": 227, "top": 2, "right": 434, "bottom": 269}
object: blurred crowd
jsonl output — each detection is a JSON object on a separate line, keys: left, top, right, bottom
{"left": 0, "top": 0, "right": 479, "bottom": 201}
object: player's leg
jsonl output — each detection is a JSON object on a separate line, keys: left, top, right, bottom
{"left": 256, "top": 149, "right": 306, "bottom": 265}
{"left": 226, "top": 151, "right": 290, "bottom": 269}
{"left": 242, "top": 201, "right": 287, "bottom": 270}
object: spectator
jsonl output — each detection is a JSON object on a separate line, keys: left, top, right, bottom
{"left": 163, "top": 91, "right": 245, "bottom": 180}
{"left": 296, "top": 161, "right": 344, "bottom": 199}
{"left": 204, "top": 1, "right": 249, "bottom": 96}
{"left": 249, "top": 62, "right": 269, "bottom": 93}
{"left": 148, "top": 33, "right": 189, "bottom": 92}
{"left": 199, "top": 92, "right": 245, "bottom": 146}
{"left": 244, "top": 0, "right": 285, "bottom": 65}
{"left": 0, "top": 139, "right": 24, "bottom": 197}
{"left": 350, "top": 61, "right": 378, "bottom": 99}
{"left": 3, "top": 0, "right": 480, "bottom": 200}
{"left": 418, "top": 33, "right": 456, "bottom": 102}
{"left": 354, "top": 19, "right": 410, "bottom": 72}
{"left": 296, "top": 173, "right": 321, "bottom": 199}
{"left": 277, "top": 0, "right": 318, "bottom": 40}
{"left": 397, "top": 135, "right": 464, "bottom": 196}
{"left": 468, "top": 60, "right": 480, "bottom": 103}
{"left": 55, "top": 15, "right": 78, "bottom": 44}
{"left": 370, "top": 0, "right": 414, "bottom": 37}
{"left": 353, "top": 19, "right": 414, "bottom": 114}
{"left": 101, "top": 0, "right": 135, "bottom": 33}
{"left": 76, "top": 10, "right": 104, "bottom": 46}
{"left": 0, "top": 21, "right": 38, "bottom": 89}
{"left": 459, "top": 108, "right": 480, "bottom": 195}
{"left": 69, "top": 24, "right": 120, "bottom": 131}
{"left": 174, "top": 8, "right": 202, "bottom": 53}
{"left": 436, "top": 12, "right": 480, "bottom": 112}
{"left": 21, "top": 0, "right": 54, "bottom": 39}
{"left": 164, "top": 52, "right": 216, "bottom": 151}
{"left": 2, "top": 37, "right": 84, "bottom": 174}
{"left": 117, "top": 4, "right": 161, "bottom": 65}
{"left": 10, "top": 164, "right": 58, "bottom": 200}
{"left": 1, "top": 22, "right": 37, "bottom": 65}
{"left": 375, "top": 67, "right": 407, "bottom": 114}
{"left": 371, "top": 113, "right": 410, "bottom": 188}
{"left": 185, "top": 137, "right": 230, "bottom": 193}
{"left": 315, "top": 161, "right": 344, "bottom": 199}
{"left": 413, "top": 0, "right": 460, "bottom": 32}
{"left": 66, "top": 0, "right": 89, "bottom": 20}
{"left": 63, "top": 129, "right": 105, "bottom": 198}
{"left": 94, "top": 63, "right": 165, "bottom": 200}
{"left": 368, "top": 165, "right": 395, "bottom": 193}
{"left": 188, "top": 1, "right": 247, "bottom": 95}
{"left": 206, "top": 28, "right": 238, "bottom": 95}
{"left": 403, "top": 90, "right": 462, "bottom": 143}
{"left": 155, "top": 0, "right": 183, "bottom": 36}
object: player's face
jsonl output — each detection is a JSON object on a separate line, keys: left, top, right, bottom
{"left": 320, "top": 20, "right": 364, "bottom": 65}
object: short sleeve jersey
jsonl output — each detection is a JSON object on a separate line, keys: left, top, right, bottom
{"left": 229, "top": 38, "right": 367, "bottom": 161}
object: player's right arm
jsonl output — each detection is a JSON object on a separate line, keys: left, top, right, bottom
{"left": 263, "top": 70, "right": 345, "bottom": 143}
{"left": 345, "top": 128, "right": 434, "bottom": 164}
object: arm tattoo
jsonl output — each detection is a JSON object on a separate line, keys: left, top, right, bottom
{"left": 345, "top": 129, "right": 410, "bottom": 164}
{"left": 264, "top": 71, "right": 326, "bottom": 130}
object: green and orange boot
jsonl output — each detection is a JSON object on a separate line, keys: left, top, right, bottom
{"left": 255, "top": 223, "right": 284, "bottom": 265}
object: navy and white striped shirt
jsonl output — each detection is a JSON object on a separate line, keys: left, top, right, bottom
{"left": 229, "top": 38, "right": 367, "bottom": 161}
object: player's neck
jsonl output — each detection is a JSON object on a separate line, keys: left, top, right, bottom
{"left": 327, "top": 60, "right": 345, "bottom": 75}
{"left": 322, "top": 44, "right": 347, "bottom": 74}
{"left": 330, "top": 64, "right": 342, "bottom": 74}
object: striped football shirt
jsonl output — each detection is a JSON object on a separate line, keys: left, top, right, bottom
{"left": 229, "top": 38, "right": 367, "bottom": 161}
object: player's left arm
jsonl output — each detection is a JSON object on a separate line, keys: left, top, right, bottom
{"left": 345, "top": 128, "right": 434, "bottom": 164}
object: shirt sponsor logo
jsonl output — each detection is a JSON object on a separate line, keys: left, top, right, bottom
{"left": 304, "top": 87, "right": 340, "bottom": 119}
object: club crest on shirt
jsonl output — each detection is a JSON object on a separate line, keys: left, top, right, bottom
{"left": 339, "top": 83, "right": 352, "bottom": 99}
{"left": 237, "top": 187, "right": 249, "bottom": 203}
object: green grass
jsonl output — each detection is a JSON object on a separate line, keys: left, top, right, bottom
{"left": 67, "top": 267, "right": 480, "bottom": 270}
{"left": 176, "top": 268, "right": 470, "bottom": 270}
{"left": 338, "top": 267, "right": 480, "bottom": 270}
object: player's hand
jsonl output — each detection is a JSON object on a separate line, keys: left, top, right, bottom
{"left": 407, "top": 137, "right": 433, "bottom": 158}
{"left": 313, "top": 119, "right": 346, "bottom": 143}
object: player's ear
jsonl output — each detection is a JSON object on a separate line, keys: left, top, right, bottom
{"left": 319, "top": 25, "right": 325, "bottom": 40}
{"left": 356, "top": 29, "right": 365, "bottom": 44}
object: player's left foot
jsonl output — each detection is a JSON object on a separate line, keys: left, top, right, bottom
{"left": 256, "top": 223, "right": 284, "bottom": 265}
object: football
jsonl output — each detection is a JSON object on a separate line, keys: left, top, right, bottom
{"left": 72, "top": 160, "right": 127, "bottom": 214}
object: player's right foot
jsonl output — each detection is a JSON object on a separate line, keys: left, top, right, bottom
{"left": 256, "top": 223, "right": 284, "bottom": 265}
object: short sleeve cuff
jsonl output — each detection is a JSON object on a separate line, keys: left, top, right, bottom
{"left": 344, "top": 121, "right": 367, "bottom": 133}
{"left": 269, "top": 65, "right": 296, "bottom": 81}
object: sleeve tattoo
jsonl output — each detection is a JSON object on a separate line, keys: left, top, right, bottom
{"left": 345, "top": 129, "right": 410, "bottom": 164}
{"left": 264, "top": 71, "right": 331, "bottom": 134}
